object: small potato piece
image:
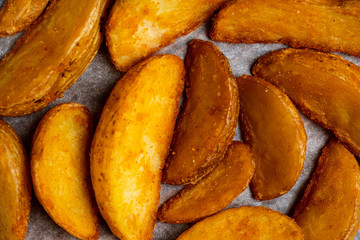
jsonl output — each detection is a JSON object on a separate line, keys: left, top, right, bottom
{"left": 106, "top": 0, "right": 226, "bottom": 72}
{"left": 158, "top": 141, "right": 254, "bottom": 224}
{"left": 162, "top": 39, "right": 239, "bottom": 185}
{"left": 91, "top": 55, "right": 185, "bottom": 240}
{"left": 31, "top": 103, "right": 99, "bottom": 240}
{"left": 252, "top": 48, "right": 360, "bottom": 157}
{"left": 0, "top": 119, "right": 31, "bottom": 240}
{"left": 210, "top": 0, "right": 360, "bottom": 57}
{"left": 293, "top": 139, "right": 360, "bottom": 240}
{"left": 238, "top": 75, "right": 306, "bottom": 200}
{"left": 177, "top": 206, "right": 304, "bottom": 240}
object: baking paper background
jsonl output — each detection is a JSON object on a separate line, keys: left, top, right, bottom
{"left": 1, "top": 1, "right": 360, "bottom": 238}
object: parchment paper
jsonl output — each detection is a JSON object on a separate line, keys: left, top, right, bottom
{"left": 1, "top": 2, "right": 360, "bottom": 239}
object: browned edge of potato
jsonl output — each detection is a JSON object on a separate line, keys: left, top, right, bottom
{"left": 162, "top": 39, "right": 239, "bottom": 185}
{"left": 210, "top": 0, "right": 360, "bottom": 57}
{"left": 158, "top": 141, "right": 254, "bottom": 224}
{"left": 252, "top": 48, "right": 360, "bottom": 157}
{"left": 0, "top": 119, "right": 31, "bottom": 240}
{"left": 237, "top": 75, "right": 306, "bottom": 200}
{"left": 105, "top": 0, "right": 226, "bottom": 72}
{"left": 31, "top": 103, "right": 99, "bottom": 240}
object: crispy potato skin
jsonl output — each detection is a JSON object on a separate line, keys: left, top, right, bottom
{"left": 158, "top": 141, "right": 254, "bottom": 224}
{"left": 0, "top": 119, "right": 31, "bottom": 240}
{"left": 252, "top": 48, "right": 360, "bottom": 157}
{"left": 162, "top": 39, "right": 239, "bottom": 185}
{"left": 210, "top": 0, "right": 360, "bottom": 57}
{"left": 106, "top": 0, "right": 226, "bottom": 72}
{"left": 177, "top": 206, "right": 304, "bottom": 240}
{"left": 0, "top": 0, "right": 49, "bottom": 37}
{"left": 31, "top": 103, "right": 99, "bottom": 240}
{"left": 293, "top": 139, "right": 360, "bottom": 240}
{"left": 91, "top": 55, "right": 185, "bottom": 240}
{"left": 238, "top": 75, "right": 306, "bottom": 200}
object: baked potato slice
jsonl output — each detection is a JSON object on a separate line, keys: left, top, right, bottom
{"left": 177, "top": 206, "right": 304, "bottom": 240}
{"left": 162, "top": 39, "right": 239, "bottom": 185}
{"left": 158, "top": 141, "right": 254, "bottom": 224}
{"left": 31, "top": 103, "right": 99, "bottom": 240}
{"left": 106, "top": 0, "right": 226, "bottom": 72}
{"left": 91, "top": 55, "right": 185, "bottom": 240}
{"left": 252, "top": 48, "right": 360, "bottom": 157}
{"left": 293, "top": 139, "right": 360, "bottom": 240}
{"left": 210, "top": 0, "right": 360, "bottom": 57}
{"left": 0, "top": 119, "right": 31, "bottom": 240}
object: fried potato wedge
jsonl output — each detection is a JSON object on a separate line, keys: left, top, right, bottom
{"left": 162, "top": 39, "right": 239, "bottom": 185}
{"left": 0, "top": 0, "right": 49, "bottom": 37}
{"left": 0, "top": 0, "right": 107, "bottom": 117}
{"left": 237, "top": 75, "right": 306, "bottom": 200}
{"left": 177, "top": 206, "right": 304, "bottom": 240}
{"left": 106, "top": 0, "right": 226, "bottom": 72}
{"left": 91, "top": 55, "right": 185, "bottom": 240}
{"left": 158, "top": 141, "right": 254, "bottom": 224}
{"left": 210, "top": 0, "right": 360, "bottom": 57}
{"left": 252, "top": 48, "right": 360, "bottom": 157}
{"left": 0, "top": 119, "right": 31, "bottom": 240}
{"left": 31, "top": 103, "right": 99, "bottom": 240}
{"left": 293, "top": 139, "right": 360, "bottom": 240}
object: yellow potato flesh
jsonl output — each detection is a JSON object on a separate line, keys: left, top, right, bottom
{"left": 293, "top": 139, "right": 360, "bottom": 240}
{"left": 31, "top": 103, "right": 98, "bottom": 240}
{"left": 91, "top": 55, "right": 185, "bottom": 240}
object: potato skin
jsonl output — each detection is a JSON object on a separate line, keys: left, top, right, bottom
{"left": 105, "top": 0, "right": 226, "bottom": 72}
{"left": 0, "top": 119, "right": 31, "bottom": 240}
{"left": 293, "top": 139, "right": 360, "bottom": 240}
{"left": 91, "top": 55, "right": 185, "bottom": 240}
{"left": 162, "top": 39, "right": 239, "bottom": 185}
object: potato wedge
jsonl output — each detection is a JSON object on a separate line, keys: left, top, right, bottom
{"left": 162, "top": 39, "right": 239, "bottom": 185}
{"left": 0, "top": 119, "right": 31, "bottom": 240}
{"left": 0, "top": 0, "right": 107, "bottom": 117}
{"left": 177, "top": 206, "right": 304, "bottom": 240}
{"left": 31, "top": 103, "right": 98, "bottom": 240}
{"left": 210, "top": 0, "right": 360, "bottom": 57}
{"left": 0, "top": 0, "right": 49, "bottom": 37}
{"left": 158, "top": 141, "right": 254, "bottom": 224}
{"left": 106, "top": 0, "right": 226, "bottom": 72}
{"left": 293, "top": 139, "right": 360, "bottom": 240}
{"left": 91, "top": 55, "right": 185, "bottom": 240}
{"left": 237, "top": 75, "right": 306, "bottom": 200}
{"left": 252, "top": 48, "right": 360, "bottom": 157}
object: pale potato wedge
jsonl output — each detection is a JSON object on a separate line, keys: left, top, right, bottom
{"left": 293, "top": 139, "right": 360, "bottom": 240}
{"left": 252, "top": 48, "right": 360, "bottom": 157}
{"left": 91, "top": 55, "right": 185, "bottom": 240}
{"left": 158, "top": 141, "right": 254, "bottom": 224}
{"left": 210, "top": 0, "right": 360, "bottom": 57}
{"left": 31, "top": 103, "right": 99, "bottom": 240}
{"left": 237, "top": 75, "right": 306, "bottom": 200}
{"left": 162, "top": 39, "right": 239, "bottom": 185}
{"left": 177, "top": 206, "right": 304, "bottom": 240}
{"left": 106, "top": 0, "right": 226, "bottom": 72}
{"left": 0, "top": 119, "right": 31, "bottom": 240}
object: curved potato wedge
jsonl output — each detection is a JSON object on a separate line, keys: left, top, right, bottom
{"left": 106, "top": 0, "right": 226, "bottom": 72}
{"left": 0, "top": 119, "right": 31, "bottom": 240}
{"left": 237, "top": 75, "right": 306, "bottom": 200}
{"left": 158, "top": 141, "right": 254, "bottom": 224}
{"left": 162, "top": 39, "right": 239, "bottom": 185}
{"left": 31, "top": 103, "right": 99, "bottom": 240}
{"left": 177, "top": 206, "right": 304, "bottom": 240}
{"left": 293, "top": 139, "right": 360, "bottom": 240}
{"left": 210, "top": 0, "right": 360, "bottom": 57}
{"left": 0, "top": 0, "right": 49, "bottom": 37}
{"left": 91, "top": 55, "right": 185, "bottom": 240}
{"left": 252, "top": 48, "right": 360, "bottom": 157}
